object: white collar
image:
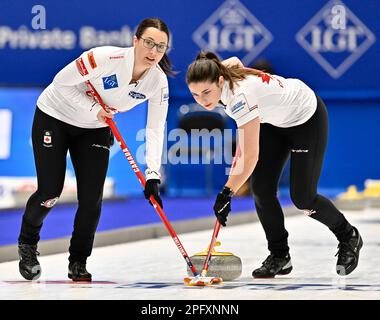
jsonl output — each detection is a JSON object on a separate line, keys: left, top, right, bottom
{"left": 219, "top": 80, "right": 230, "bottom": 107}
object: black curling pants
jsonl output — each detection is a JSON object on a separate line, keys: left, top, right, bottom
{"left": 18, "top": 107, "right": 111, "bottom": 263}
{"left": 250, "top": 96, "right": 352, "bottom": 257}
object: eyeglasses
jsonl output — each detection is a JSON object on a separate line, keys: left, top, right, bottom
{"left": 140, "top": 37, "right": 168, "bottom": 53}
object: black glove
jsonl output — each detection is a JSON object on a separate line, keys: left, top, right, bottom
{"left": 144, "top": 179, "right": 163, "bottom": 209}
{"left": 213, "top": 186, "right": 234, "bottom": 226}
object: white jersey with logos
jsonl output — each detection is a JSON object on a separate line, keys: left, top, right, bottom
{"left": 219, "top": 72, "right": 317, "bottom": 128}
{"left": 37, "top": 46, "right": 169, "bottom": 180}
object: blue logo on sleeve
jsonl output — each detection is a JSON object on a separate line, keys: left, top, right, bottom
{"left": 231, "top": 101, "right": 245, "bottom": 114}
{"left": 161, "top": 87, "right": 169, "bottom": 103}
{"left": 102, "top": 74, "right": 118, "bottom": 89}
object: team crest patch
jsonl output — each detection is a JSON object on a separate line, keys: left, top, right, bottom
{"left": 102, "top": 74, "right": 119, "bottom": 90}
{"left": 43, "top": 131, "right": 52, "bottom": 147}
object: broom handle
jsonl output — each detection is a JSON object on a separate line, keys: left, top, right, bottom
{"left": 201, "top": 144, "right": 241, "bottom": 275}
{"left": 85, "top": 80, "right": 199, "bottom": 276}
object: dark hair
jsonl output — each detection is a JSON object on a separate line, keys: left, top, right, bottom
{"left": 186, "top": 51, "right": 262, "bottom": 91}
{"left": 135, "top": 17, "right": 174, "bottom": 77}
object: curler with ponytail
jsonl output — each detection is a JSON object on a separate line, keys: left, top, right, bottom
{"left": 187, "top": 51, "right": 262, "bottom": 92}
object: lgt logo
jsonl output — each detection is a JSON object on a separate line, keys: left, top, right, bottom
{"left": 296, "top": 0, "right": 376, "bottom": 78}
{"left": 192, "top": 0, "right": 272, "bottom": 65}
{"left": 102, "top": 74, "right": 119, "bottom": 90}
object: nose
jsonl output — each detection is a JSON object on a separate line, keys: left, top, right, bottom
{"left": 149, "top": 46, "right": 159, "bottom": 54}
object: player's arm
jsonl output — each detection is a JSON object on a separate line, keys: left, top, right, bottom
{"left": 213, "top": 92, "right": 260, "bottom": 226}
{"left": 54, "top": 50, "right": 103, "bottom": 86}
{"left": 53, "top": 48, "right": 107, "bottom": 120}
{"left": 145, "top": 83, "right": 169, "bottom": 181}
{"left": 225, "top": 118, "right": 260, "bottom": 193}
{"left": 143, "top": 78, "right": 169, "bottom": 208}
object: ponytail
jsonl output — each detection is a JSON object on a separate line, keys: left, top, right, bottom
{"left": 186, "top": 51, "right": 262, "bottom": 91}
{"left": 159, "top": 54, "right": 175, "bottom": 77}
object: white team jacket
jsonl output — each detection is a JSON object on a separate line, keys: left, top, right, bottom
{"left": 220, "top": 73, "right": 317, "bottom": 128}
{"left": 37, "top": 46, "right": 169, "bottom": 180}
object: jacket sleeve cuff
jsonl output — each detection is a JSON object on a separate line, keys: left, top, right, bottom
{"left": 91, "top": 102, "right": 103, "bottom": 121}
{"left": 145, "top": 169, "right": 161, "bottom": 181}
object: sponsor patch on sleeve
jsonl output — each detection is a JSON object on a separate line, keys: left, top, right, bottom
{"left": 249, "top": 104, "right": 258, "bottom": 112}
{"left": 75, "top": 57, "right": 88, "bottom": 76}
{"left": 231, "top": 100, "right": 246, "bottom": 114}
{"left": 161, "top": 86, "right": 169, "bottom": 104}
{"left": 230, "top": 93, "right": 258, "bottom": 120}
{"left": 230, "top": 94, "right": 250, "bottom": 115}
{"left": 87, "top": 51, "right": 97, "bottom": 69}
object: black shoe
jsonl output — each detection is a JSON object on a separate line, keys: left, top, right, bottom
{"left": 252, "top": 254, "right": 292, "bottom": 278}
{"left": 18, "top": 244, "right": 41, "bottom": 280}
{"left": 68, "top": 261, "right": 92, "bottom": 282}
{"left": 336, "top": 226, "right": 363, "bottom": 276}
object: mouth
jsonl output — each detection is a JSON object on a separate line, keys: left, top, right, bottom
{"left": 204, "top": 103, "right": 213, "bottom": 108}
{"left": 145, "top": 57, "right": 155, "bottom": 63}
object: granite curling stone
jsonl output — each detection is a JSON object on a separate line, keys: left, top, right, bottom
{"left": 187, "top": 241, "right": 242, "bottom": 281}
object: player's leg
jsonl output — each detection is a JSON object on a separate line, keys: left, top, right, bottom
{"left": 289, "top": 95, "right": 362, "bottom": 275}
{"left": 67, "top": 126, "right": 111, "bottom": 281}
{"left": 18, "top": 107, "right": 69, "bottom": 280}
{"left": 250, "top": 123, "right": 293, "bottom": 278}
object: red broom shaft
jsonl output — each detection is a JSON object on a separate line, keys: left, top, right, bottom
{"left": 201, "top": 144, "right": 242, "bottom": 274}
{"left": 86, "top": 81, "right": 199, "bottom": 276}
{"left": 202, "top": 220, "right": 221, "bottom": 273}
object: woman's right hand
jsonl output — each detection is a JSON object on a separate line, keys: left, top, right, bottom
{"left": 222, "top": 56, "right": 244, "bottom": 68}
{"left": 97, "top": 108, "right": 114, "bottom": 124}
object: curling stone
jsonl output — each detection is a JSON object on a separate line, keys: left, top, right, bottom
{"left": 335, "top": 185, "right": 366, "bottom": 211}
{"left": 363, "top": 179, "right": 380, "bottom": 208}
{"left": 187, "top": 241, "right": 242, "bottom": 281}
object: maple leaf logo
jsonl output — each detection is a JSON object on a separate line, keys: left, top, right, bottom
{"left": 259, "top": 72, "right": 271, "bottom": 84}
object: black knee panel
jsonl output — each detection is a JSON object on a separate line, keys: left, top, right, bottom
{"left": 252, "top": 184, "right": 278, "bottom": 205}
{"left": 290, "top": 193, "right": 315, "bottom": 211}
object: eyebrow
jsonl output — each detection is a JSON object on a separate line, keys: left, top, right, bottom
{"left": 145, "top": 36, "right": 167, "bottom": 45}
{"left": 192, "top": 88, "right": 211, "bottom": 95}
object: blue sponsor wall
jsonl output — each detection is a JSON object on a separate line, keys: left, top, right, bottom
{"left": 0, "top": 0, "right": 379, "bottom": 196}
{"left": 0, "top": 88, "right": 147, "bottom": 196}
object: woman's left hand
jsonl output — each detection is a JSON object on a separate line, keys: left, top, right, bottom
{"left": 144, "top": 179, "right": 163, "bottom": 209}
{"left": 97, "top": 108, "right": 114, "bottom": 124}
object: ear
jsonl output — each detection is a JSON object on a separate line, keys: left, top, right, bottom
{"left": 133, "top": 35, "right": 138, "bottom": 47}
{"left": 218, "top": 75, "right": 224, "bottom": 88}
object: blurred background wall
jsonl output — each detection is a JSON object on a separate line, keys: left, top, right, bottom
{"left": 1, "top": 0, "right": 379, "bottom": 206}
